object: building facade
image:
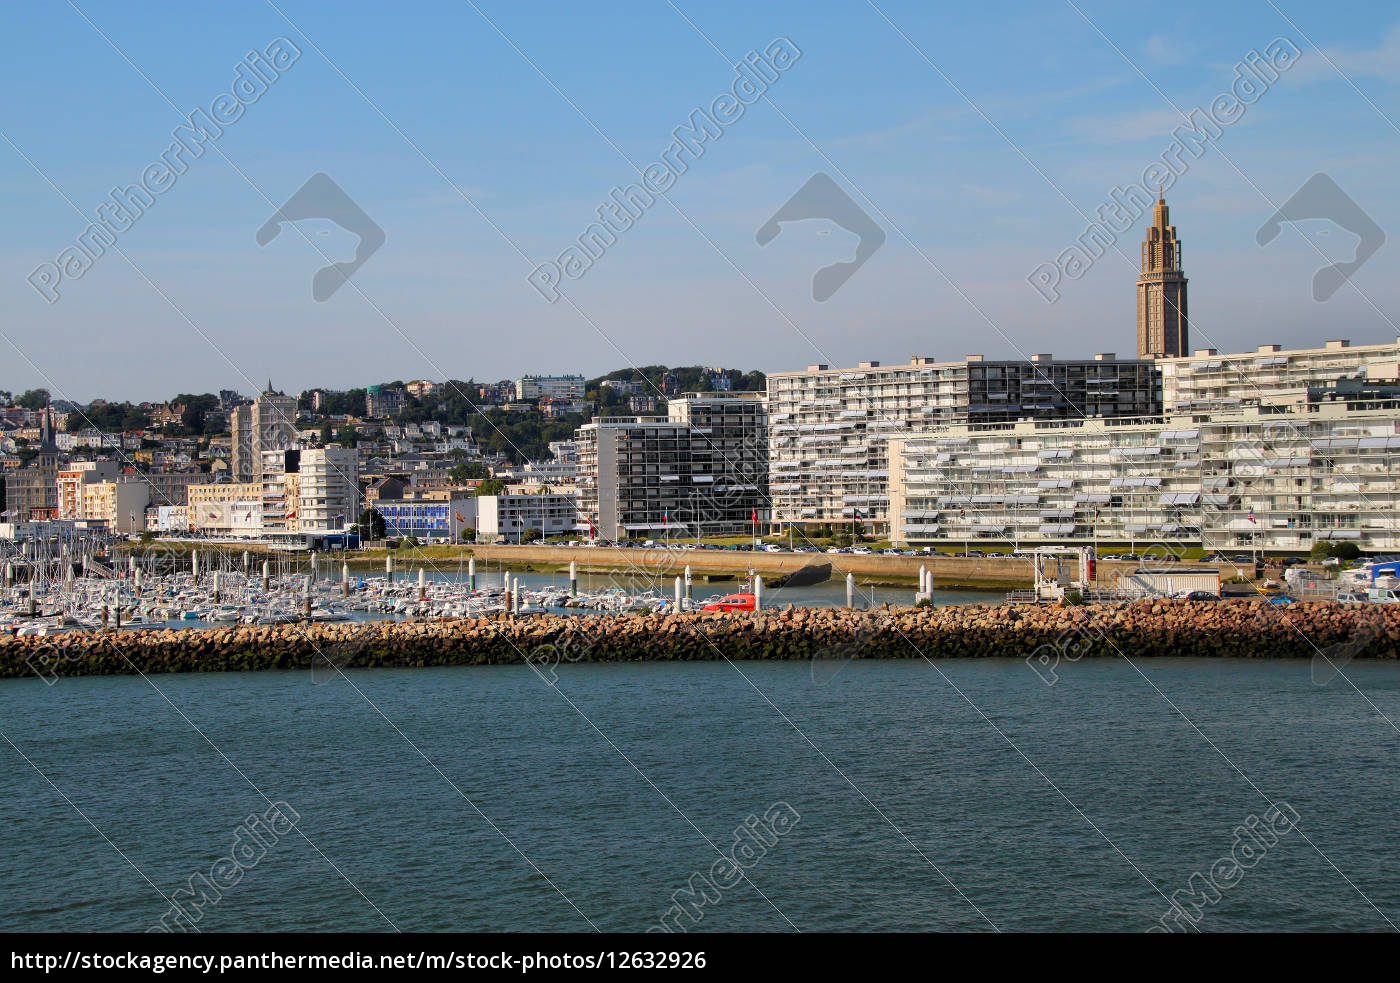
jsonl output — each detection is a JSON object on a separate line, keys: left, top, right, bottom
{"left": 888, "top": 393, "right": 1400, "bottom": 552}
{"left": 476, "top": 492, "right": 578, "bottom": 543}
{"left": 516, "top": 374, "right": 585, "bottom": 401}
{"left": 1160, "top": 337, "right": 1400, "bottom": 412}
{"left": 365, "top": 385, "right": 406, "bottom": 418}
{"left": 765, "top": 355, "right": 1158, "bottom": 534}
{"left": 575, "top": 393, "right": 769, "bottom": 541}
{"left": 375, "top": 497, "right": 476, "bottom": 542}
{"left": 230, "top": 385, "right": 297, "bottom": 482}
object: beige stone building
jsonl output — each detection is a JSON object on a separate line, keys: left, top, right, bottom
{"left": 1136, "top": 195, "right": 1189, "bottom": 359}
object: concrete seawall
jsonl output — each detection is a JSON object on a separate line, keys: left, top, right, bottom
{"left": 4, "top": 600, "right": 1395, "bottom": 681}
{"left": 465, "top": 545, "right": 1239, "bottom": 589}
{"left": 115, "top": 542, "right": 1255, "bottom": 590}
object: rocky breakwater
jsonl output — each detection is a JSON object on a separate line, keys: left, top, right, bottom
{"left": 3, "top": 600, "right": 1398, "bottom": 681}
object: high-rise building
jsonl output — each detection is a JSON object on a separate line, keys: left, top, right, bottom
{"left": 1159, "top": 337, "right": 1400, "bottom": 412}
{"left": 1136, "top": 194, "right": 1189, "bottom": 359}
{"left": 575, "top": 392, "right": 769, "bottom": 540}
{"left": 888, "top": 389, "right": 1400, "bottom": 553}
{"left": 230, "top": 383, "right": 297, "bottom": 481}
{"left": 765, "top": 356, "right": 1159, "bottom": 533}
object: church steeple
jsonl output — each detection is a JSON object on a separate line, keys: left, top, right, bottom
{"left": 1136, "top": 193, "right": 1189, "bottom": 358}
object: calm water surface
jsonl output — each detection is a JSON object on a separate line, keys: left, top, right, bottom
{"left": 3, "top": 657, "right": 1398, "bottom": 932}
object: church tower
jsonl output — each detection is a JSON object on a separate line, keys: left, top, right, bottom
{"left": 1136, "top": 194, "right": 1189, "bottom": 359}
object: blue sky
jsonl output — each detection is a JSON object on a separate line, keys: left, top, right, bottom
{"left": 3, "top": 0, "right": 1400, "bottom": 402}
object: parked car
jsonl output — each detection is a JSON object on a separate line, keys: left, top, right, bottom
{"left": 1281, "top": 556, "right": 1307, "bottom": 567}
{"left": 852, "top": 547, "right": 873, "bottom": 555}
{"left": 701, "top": 593, "right": 756, "bottom": 613}
{"left": 1185, "top": 590, "right": 1220, "bottom": 601}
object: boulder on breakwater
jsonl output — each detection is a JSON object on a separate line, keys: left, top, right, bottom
{"left": 2, "top": 600, "right": 1398, "bottom": 680}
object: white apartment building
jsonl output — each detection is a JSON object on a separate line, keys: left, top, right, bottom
{"left": 1160, "top": 337, "right": 1400, "bottom": 411}
{"left": 889, "top": 395, "right": 1400, "bottom": 553}
{"left": 476, "top": 492, "right": 579, "bottom": 543}
{"left": 516, "top": 374, "right": 585, "bottom": 401}
{"left": 56, "top": 461, "right": 120, "bottom": 518}
{"left": 292, "top": 446, "right": 360, "bottom": 531}
{"left": 767, "top": 354, "right": 1158, "bottom": 534}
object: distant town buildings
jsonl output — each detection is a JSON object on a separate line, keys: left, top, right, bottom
{"left": 365, "top": 385, "right": 406, "bottom": 419}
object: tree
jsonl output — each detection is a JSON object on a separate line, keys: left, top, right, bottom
{"left": 318, "top": 422, "right": 333, "bottom": 446}
{"left": 1310, "top": 541, "right": 1334, "bottom": 560}
{"left": 16, "top": 389, "right": 50, "bottom": 410}
{"left": 521, "top": 528, "right": 543, "bottom": 543}
{"left": 338, "top": 426, "right": 358, "bottom": 448}
{"left": 474, "top": 478, "right": 506, "bottom": 497}
{"left": 450, "top": 460, "right": 489, "bottom": 483}
{"left": 354, "top": 508, "right": 386, "bottom": 540}
{"left": 1333, "top": 541, "right": 1362, "bottom": 562}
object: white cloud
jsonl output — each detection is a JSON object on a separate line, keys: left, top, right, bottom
{"left": 1287, "top": 23, "right": 1400, "bottom": 83}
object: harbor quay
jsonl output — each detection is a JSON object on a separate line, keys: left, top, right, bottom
{"left": 108, "top": 541, "right": 1250, "bottom": 590}
{"left": 4, "top": 599, "right": 1397, "bottom": 681}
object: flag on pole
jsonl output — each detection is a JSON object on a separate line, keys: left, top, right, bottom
{"left": 751, "top": 508, "right": 758, "bottom": 525}
{"left": 662, "top": 509, "right": 669, "bottom": 524}
{"left": 455, "top": 512, "right": 464, "bottom": 523}
{"left": 1248, "top": 508, "right": 1256, "bottom": 524}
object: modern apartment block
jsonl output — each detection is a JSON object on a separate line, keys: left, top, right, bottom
{"left": 766, "top": 355, "right": 1159, "bottom": 533}
{"left": 56, "top": 461, "right": 120, "bottom": 518}
{"left": 666, "top": 391, "right": 768, "bottom": 533}
{"left": 575, "top": 392, "right": 768, "bottom": 540}
{"left": 516, "top": 374, "right": 586, "bottom": 401}
{"left": 888, "top": 390, "right": 1400, "bottom": 552}
{"left": 1160, "top": 337, "right": 1400, "bottom": 412}
{"left": 230, "top": 385, "right": 297, "bottom": 481}
{"left": 476, "top": 492, "right": 579, "bottom": 543}
{"left": 188, "top": 481, "right": 263, "bottom": 536}
{"left": 290, "top": 446, "right": 360, "bottom": 531}
{"left": 56, "top": 478, "right": 150, "bottom": 537}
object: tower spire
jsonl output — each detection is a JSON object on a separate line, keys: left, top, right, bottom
{"left": 1136, "top": 193, "right": 1188, "bottom": 359}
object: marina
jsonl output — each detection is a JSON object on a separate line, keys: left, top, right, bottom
{"left": 0, "top": 541, "right": 999, "bottom": 637}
